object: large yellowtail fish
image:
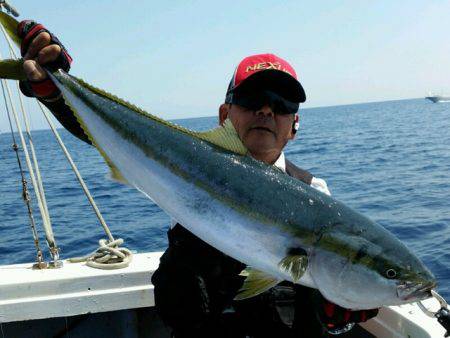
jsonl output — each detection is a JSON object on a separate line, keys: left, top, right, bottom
{"left": 0, "top": 12, "right": 436, "bottom": 310}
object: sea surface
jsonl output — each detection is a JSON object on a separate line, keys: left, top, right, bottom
{"left": 1, "top": 98, "right": 449, "bottom": 301}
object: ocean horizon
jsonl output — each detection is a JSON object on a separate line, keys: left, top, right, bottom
{"left": 0, "top": 97, "right": 427, "bottom": 135}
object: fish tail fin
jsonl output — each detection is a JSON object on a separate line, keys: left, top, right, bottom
{"left": 0, "top": 11, "right": 21, "bottom": 47}
{"left": 0, "top": 13, "right": 25, "bottom": 80}
{"left": 0, "top": 58, "right": 25, "bottom": 80}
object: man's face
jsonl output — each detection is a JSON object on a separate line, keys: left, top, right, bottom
{"left": 219, "top": 103, "right": 296, "bottom": 164}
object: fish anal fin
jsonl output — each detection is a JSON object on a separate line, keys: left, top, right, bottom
{"left": 279, "top": 250, "right": 308, "bottom": 283}
{"left": 106, "top": 160, "right": 128, "bottom": 185}
{"left": 195, "top": 119, "right": 248, "bottom": 155}
{"left": 234, "top": 268, "right": 280, "bottom": 301}
{"left": 47, "top": 71, "right": 127, "bottom": 185}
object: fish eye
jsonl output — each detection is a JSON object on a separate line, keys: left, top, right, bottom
{"left": 385, "top": 268, "right": 397, "bottom": 279}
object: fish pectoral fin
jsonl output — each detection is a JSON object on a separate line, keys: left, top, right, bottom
{"left": 234, "top": 268, "right": 280, "bottom": 300}
{"left": 278, "top": 252, "right": 308, "bottom": 283}
{"left": 195, "top": 119, "right": 248, "bottom": 155}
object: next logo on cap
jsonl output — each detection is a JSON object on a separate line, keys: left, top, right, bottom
{"left": 245, "top": 62, "right": 292, "bottom": 76}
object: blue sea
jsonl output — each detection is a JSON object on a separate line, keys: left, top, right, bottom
{"left": 1, "top": 98, "right": 449, "bottom": 301}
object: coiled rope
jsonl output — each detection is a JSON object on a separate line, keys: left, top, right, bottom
{"left": 35, "top": 100, "right": 132, "bottom": 269}
{"left": 68, "top": 239, "right": 132, "bottom": 270}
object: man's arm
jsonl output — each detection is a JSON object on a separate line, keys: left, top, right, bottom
{"left": 18, "top": 20, "right": 91, "bottom": 144}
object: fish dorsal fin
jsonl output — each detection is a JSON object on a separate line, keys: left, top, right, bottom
{"left": 0, "top": 11, "right": 248, "bottom": 156}
{"left": 54, "top": 72, "right": 247, "bottom": 156}
{"left": 234, "top": 267, "right": 280, "bottom": 300}
{"left": 195, "top": 119, "right": 248, "bottom": 155}
{"left": 50, "top": 71, "right": 250, "bottom": 188}
{"left": 0, "top": 12, "right": 21, "bottom": 47}
{"left": 278, "top": 251, "right": 308, "bottom": 283}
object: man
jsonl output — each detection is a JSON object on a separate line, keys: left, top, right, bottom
{"left": 19, "top": 20, "right": 378, "bottom": 337}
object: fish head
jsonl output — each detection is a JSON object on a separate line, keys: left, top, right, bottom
{"left": 310, "top": 216, "right": 436, "bottom": 310}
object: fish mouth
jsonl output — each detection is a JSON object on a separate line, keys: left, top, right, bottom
{"left": 397, "top": 281, "right": 436, "bottom": 301}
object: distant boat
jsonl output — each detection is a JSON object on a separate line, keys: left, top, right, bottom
{"left": 425, "top": 95, "right": 450, "bottom": 103}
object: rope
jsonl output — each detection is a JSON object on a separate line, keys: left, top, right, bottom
{"left": 36, "top": 101, "right": 115, "bottom": 242}
{"left": 36, "top": 101, "right": 132, "bottom": 268}
{"left": 0, "top": 23, "right": 59, "bottom": 261}
{"left": 1, "top": 77, "right": 46, "bottom": 267}
{"left": 0, "top": 15, "right": 132, "bottom": 269}
{"left": 0, "top": 69, "right": 57, "bottom": 253}
{"left": 68, "top": 239, "right": 132, "bottom": 269}
{"left": 17, "top": 80, "right": 53, "bottom": 238}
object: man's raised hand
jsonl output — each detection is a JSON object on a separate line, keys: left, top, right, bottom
{"left": 18, "top": 20, "right": 72, "bottom": 99}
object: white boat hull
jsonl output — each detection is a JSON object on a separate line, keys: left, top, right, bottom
{"left": 425, "top": 96, "right": 450, "bottom": 103}
{"left": 0, "top": 252, "right": 447, "bottom": 337}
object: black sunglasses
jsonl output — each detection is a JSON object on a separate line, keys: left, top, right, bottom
{"left": 228, "top": 89, "right": 299, "bottom": 115}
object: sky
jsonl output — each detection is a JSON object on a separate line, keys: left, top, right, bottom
{"left": 0, "top": 0, "right": 449, "bottom": 131}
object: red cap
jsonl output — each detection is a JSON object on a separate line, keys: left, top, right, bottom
{"left": 226, "top": 53, "right": 306, "bottom": 103}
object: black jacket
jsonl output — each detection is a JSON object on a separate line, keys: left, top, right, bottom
{"left": 151, "top": 160, "right": 328, "bottom": 338}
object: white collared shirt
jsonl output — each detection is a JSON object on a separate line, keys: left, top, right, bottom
{"left": 274, "top": 152, "right": 331, "bottom": 196}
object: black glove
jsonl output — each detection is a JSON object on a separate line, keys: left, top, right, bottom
{"left": 312, "top": 290, "right": 379, "bottom": 334}
{"left": 18, "top": 20, "right": 72, "bottom": 99}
